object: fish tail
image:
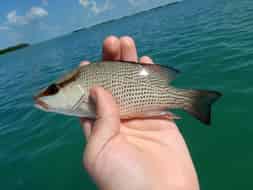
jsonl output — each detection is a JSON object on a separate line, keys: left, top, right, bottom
{"left": 175, "top": 89, "right": 222, "bottom": 125}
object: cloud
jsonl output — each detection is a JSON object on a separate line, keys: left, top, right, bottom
{"left": 7, "top": 10, "right": 27, "bottom": 25}
{"left": 128, "top": 0, "right": 181, "bottom": 8}
{"left": 80, "top": 0, "right": 89, "bottom": 7}
{"left": 0, "top": 26, "right": 10, "bottom": 31}
{"left": 128, "top": 0, "right": 147, "bottom": 7}
{"left": 79, "top": 0, "right": 112, "bottom": 14}
{"left": 29, "top": 7, "right": 48, "bottom": 17}
{"left": 7, "top": 7, "right": 48, "bottom": 25}
{"left": 42, "top": 0, "right": 48, "bottom": 6}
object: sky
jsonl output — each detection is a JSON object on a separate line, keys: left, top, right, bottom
{"left": 0, "top": 0, "right": 178, "bottom": 49}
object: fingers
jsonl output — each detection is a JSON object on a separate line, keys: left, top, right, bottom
{"left": 102, "top": 35, "right": 150, "bottom": 64}
{"left": 102, "top": 36, "right": 120, "bottom": 61}
{"left": 80, "top": 118, "right": 93, "bottom": 140}
{"left": 120, "top": 36, "right": 138, "bottom": 62}
{"left": 84, "top": 86, "right": 120, "bottom": 171}
{"left": 90, "top": 87, "right": 120, "bottom": 121}
{"left": 139, "top": 56, "right": 153, "bottom": 64}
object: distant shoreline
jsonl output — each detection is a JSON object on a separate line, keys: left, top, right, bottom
{"left": 73, "top": 1, "right": 180, "bottom": 33}
{"left": 0, "top": 43, "right": 30, "bottom": 55}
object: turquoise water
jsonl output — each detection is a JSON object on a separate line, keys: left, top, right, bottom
{"left": 1, "top": 0, "right": 253, "bottom": 189}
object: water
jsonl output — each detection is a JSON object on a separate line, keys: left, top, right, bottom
{"left": 1, "top": 0, "right": 253, "bottom": 189}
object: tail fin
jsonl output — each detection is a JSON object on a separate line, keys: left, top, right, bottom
{"left": 183, "top": 90, "right": 222, "bottom": 125}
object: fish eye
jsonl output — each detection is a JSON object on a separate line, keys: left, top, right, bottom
{"left": 46, "top": 84, "right": 59, "bottom": 95}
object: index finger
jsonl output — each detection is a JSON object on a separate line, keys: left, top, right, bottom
{"left": 102, "top": 36, "right": 120, "bottom": 61}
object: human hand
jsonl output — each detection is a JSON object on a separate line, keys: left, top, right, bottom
{"left": 80, "top": 36, "right": 199, "bottom": 190}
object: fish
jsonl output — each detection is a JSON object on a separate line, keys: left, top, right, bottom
{"left": 34, "top": 61, "right": 222, "bottom": 125}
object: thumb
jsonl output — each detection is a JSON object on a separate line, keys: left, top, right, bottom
{"left": 84, "top": 86, "right": 120, "bottom": 171}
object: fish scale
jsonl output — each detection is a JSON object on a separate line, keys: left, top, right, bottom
{"left": 77, "top": 62, "right": 174, "bottom": 116}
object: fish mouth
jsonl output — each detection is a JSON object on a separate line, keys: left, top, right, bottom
{"left": 34, "top": 97, "right": 49, "bottom": 110}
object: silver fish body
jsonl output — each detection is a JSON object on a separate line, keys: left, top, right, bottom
{"left": 34, "top": 61, "right": 222, "bottom": 125}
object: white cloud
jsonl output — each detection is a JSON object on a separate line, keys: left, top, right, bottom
{"left": 80, "top": 0, "right": 89, "bottom": 7}
{"left": 128, "top": 0, "right": 182, "bottom": 8}
{"left": 79, "top": 0, "right": 112, "bottom": 14}
{"left": 128, "top": 0, "right": 147, "bottom": 7}
{"left": 7, "top": 7, "right": 48, "bottom": 25}
{"left": 42, "top": 0, "right": 48, "bottom": 6}
{"left": 28, "top": 7, "right": 48, "bottom": 18}
{"left": 7, "top": 10, "right": 27, "bottom": 25}
{"left": 0, "top": 26, "right": 10, "bottom": 31}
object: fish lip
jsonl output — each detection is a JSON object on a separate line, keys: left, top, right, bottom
{"left": 34, "top": 97, "right": 49, "bottom": 110}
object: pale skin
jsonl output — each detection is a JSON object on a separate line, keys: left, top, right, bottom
{"left": 80, "top": 36, "right": 199, "bottom": 190}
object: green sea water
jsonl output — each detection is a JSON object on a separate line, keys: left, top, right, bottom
{"left": 1, "top": 0, "right": 253, "bottom": 189}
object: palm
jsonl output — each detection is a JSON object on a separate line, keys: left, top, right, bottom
{"left": 89, "top": 118, "right": 198, "bottom": 190}
{"left": 99, "top": 119, "right": 184, "bottom": 169}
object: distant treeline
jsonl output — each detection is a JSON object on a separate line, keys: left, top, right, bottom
{"left": 0, "top": 43, "right": 30, "bottom": 55}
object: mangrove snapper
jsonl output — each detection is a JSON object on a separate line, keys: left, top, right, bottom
{"left": 34, "top": 61, "right": 222, "bottom": 125}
